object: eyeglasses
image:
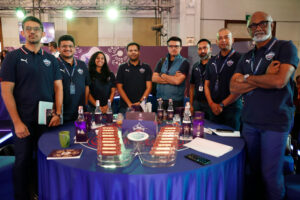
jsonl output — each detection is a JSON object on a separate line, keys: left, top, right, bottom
{"left": 61, "top": 45, "right": 75, "bottom": 49}
{"left": 24, "top": 26, "right": 42, "bottom": 32}
{"left": 168, "top": 45, "right": 181, "bottom": 49}
{"left": 248, "top": 21, "right": 270, "bottom": 30}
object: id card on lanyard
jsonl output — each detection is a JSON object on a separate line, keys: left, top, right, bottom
{"left": 58, "top": 57, "right": 77, "bottom": 95}
{"left": 213, "top": 49, "right": 235, "bottom": 92}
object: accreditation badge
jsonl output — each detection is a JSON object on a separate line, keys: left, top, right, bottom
{"left": 70, "top": 82, "right": 76, "bottom": 95}
{"left": 198, "top": 85, "right": 203, "bottom": 92}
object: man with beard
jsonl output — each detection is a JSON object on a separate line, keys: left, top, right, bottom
{"left": 204, "top": 28, "right": 242, "bottom": 130}
{"left": 0, "top": 16, "right": 63, "bottom": 200}
{"left": 57, "top": 35, "right": 90, "bottom": 122}
{"left": 230, "top": 11, "right": 299, "bottom": 200}
{"left": 189, "top": 39, "right": 212, "bottom": 118}
{"left": 116, "top": 42, "right": 152, "bottom": 113}
{"left": 152, "top": 36, "right": 190, "bottom": 110}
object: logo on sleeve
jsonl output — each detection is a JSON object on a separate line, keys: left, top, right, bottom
{"left": 77, "top": 68, "right": 83, "bottom": 75}
{"left": 43, "top": 59, "right": 51, "bottom": 67}
{"left": 125, "top": 68, "right": 130, "bottom": 72}
{"left": 21, "top": 58, "right": 28, "bottom": 64}
{"left": 245, "top": 59, "right": 251, "bottom": 63}
{"left": 139, "top": 68, "right": 145, "bottom": 74}
{"left": 265, "top": 52, "right": 275, "bottom": 60}
{"left": 227, "top": 60, "right": 234, "bottom": 67}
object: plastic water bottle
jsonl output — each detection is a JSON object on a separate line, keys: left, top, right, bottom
{"left": 106, "top": 99, "right": 113, "bottom": 124}
{"left": 94, "top": 100, "right": 102, "bottom": 125}
{"left": 75, "top": 106, "right": 88, "bottom": 142}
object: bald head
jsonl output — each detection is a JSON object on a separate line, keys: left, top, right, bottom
{"left": 216, "top": 28, "right": 234, "bottom": 52}
{"left": 247, "top": 11, "right": 273, "bottom": 43}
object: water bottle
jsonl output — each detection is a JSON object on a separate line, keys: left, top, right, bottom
{"left": 106, "top": 99, "right": 113, "bottom": 124}
{"left": 167, "top": 99, "right": 174, "bottom": 121}
{"left": 182, "top": 104, "right": 192, "bottom": 140}
{"left": 94, "top": 100, "right": 102, "bottom": 125}
{"left": 75, "top": 106, "right": 88, "bottom": 142}
{"left": 157, "top": 98, "right": 163, "bottom": 121}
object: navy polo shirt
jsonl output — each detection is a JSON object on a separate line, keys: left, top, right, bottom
{"left": 190, "top": 61, "right": 208, "bottom": 102}
{"left": 0, "top": 46, "right": 62, "bottom": 122}
{"left": 57, "top": 56, "right": 91, "bottom": 121}
{"left": 206, "top": 50, "right": 242, "bottom": 104}
{"left": 116, "top": 62, "right": 152, "bottom": 108}
{"left": 90, "top": 71, "right": 116, "bottom": 107}
{"left": 235, "top": 38, "right": 299, "bottom": 132}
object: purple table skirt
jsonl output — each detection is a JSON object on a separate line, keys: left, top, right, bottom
{"left": 38, "top": 121, "right": 245, "bottom": 200}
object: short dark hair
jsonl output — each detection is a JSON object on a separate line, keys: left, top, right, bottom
{"left": 127, "top": 42, "right": 140, "bottom": 51}
{"left": 22, "top": 16, "right": 44, "bottom": 31}
{"left": 167, "top": 36, "right": 182, "bottom": 46}
{"left": 197, "top": 38, "right": 211, "bottom": 47}
{"left": 49, "top": 41, "right": 57, "bottom": 49}
{"left": 58, "top": 35, "right": 75, "bottom": 46}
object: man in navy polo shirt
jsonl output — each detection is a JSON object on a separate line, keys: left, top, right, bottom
{"left": 57, "top": 35, "right": 90, "bottom": 122}
{"left": 152, "top": 36, "right": 190, "bottom": 110}
{"left": 116, "top": 42, "right": 152, "bottom": 113}
{"left": 204, "top": 28, "right": 242, "bottom": 130}
{"left": 230, "top": 11, "right": 299, "bottom": 200}
{"left": 0, "top": 16, "right": 63, "bottom": 200}
{"left": 189, "top": 38, "right": 212, "bottom": 118}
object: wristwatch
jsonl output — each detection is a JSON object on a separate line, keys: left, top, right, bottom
{"left": 244, "top": 74, "right": 250, "bottom": 82}
{"left": 219, "top": 103, "right": 225, "bottom": 108}
{"left": 55, "top": 113, "right": 62, "bottom": 119}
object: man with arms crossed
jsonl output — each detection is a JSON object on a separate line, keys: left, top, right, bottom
{"left": 230, "top": 11, "right": 299, "bottom": 200}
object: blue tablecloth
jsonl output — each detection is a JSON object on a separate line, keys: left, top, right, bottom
{"left": 38, "top": 121, "right": 245, "bottom": 200}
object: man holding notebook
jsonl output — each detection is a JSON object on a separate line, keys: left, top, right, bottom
{"left": 0, "top": 16, "right": 63, "bottom": 200}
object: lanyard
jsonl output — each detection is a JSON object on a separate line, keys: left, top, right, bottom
{"left": 197, "top": 62, "right": 206, "bottom": 81}
{"left": 58, "top": 57, "right": 77, "bottom": 81}
{"left": 213, "top": 49, "right": 235, "bottom": 75}
{"left": 250, "top": 40, "right": 277, "bottom": 75}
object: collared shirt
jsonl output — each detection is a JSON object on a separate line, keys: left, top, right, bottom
{"left": 190, "top": 60, "right": 208, "bottom": 102}
{"left": 57, "top": 56, "right": 91, "bottom": 121}
{"left": 235, "top": 38, "right": 299, "bottom": 132}
{"left": 116, "top": 61, "right": 152, "bottom": 108}
{"left": 206, "top": 50, "right": 241, "bottom": 103}
{"left": 0, "top": 45, "right": 62, "bottom": 122}
{"left": 90, "top": 71, "right": 116, "bottom": 107}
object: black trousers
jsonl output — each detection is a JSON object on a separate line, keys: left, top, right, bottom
{"left": 13, "top": 121, "right": 48, "bottom": 200}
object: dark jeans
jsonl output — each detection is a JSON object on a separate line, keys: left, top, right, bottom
{"left": 13, "top": 121, "right": 48, "bottom": 200}
{"left": 193, "top": 100, "right": 211, "bottom": 120}
{"left": 242, "top": 123, "right": 289, "bottom": 200}
{"left": 210, "top": 104, "right": 242, "bottom": 130}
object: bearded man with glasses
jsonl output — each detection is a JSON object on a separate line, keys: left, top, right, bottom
{"left": 230, "top": 11, "right": 299, "bottom": 200}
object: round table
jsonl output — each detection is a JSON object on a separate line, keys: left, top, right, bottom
{"left": 38, "top": 121, "right": 245, "bottom": 200}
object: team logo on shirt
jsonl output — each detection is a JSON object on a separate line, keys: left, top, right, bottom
{"left": 77, "top": 68, "right": 83, "bottom": 75}
{"left": 60, "top": 69, "right": 65, "bottom": 73}
{"left": 245, "top": 59, "right": 251, "bottom": 64}
{"left": 227, "top": 60, "right": 234, "bottom": 67}
{"left": 139, "top": 68, "right": 145, "bottom": 74}
{"left": 43, "top": 59, "right": 51, "bottom": 67}
{"left": 265, "top": 51, "right": 275, "bottom": 60}
{"left": 125, "top": 69, "right": 130, "bottom": 72}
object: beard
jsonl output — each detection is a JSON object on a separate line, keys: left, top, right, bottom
{"left": 199, "top": 52, "right": 211, "bottom": 60}
{"left": 252, "top": 30, "right": 272, "bottom": 42}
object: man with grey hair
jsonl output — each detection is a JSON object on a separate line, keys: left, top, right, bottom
{"left": 230, "top": 11, "right": 299, "bottom": 200}
{"left": 204, "top": 28, "right": 242, "bottom": 130}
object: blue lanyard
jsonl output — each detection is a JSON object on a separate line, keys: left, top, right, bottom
{"left": 58, "top": 57, "right": 77, "bottom": 80}
{"left": 213, "top": 49, "right": 235, "bottom": 75}
{"left": 250, "top": 40, "right": 277, "bottom": 75}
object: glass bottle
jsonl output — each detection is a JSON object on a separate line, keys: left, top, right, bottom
{"left": 167, "top": 99, "right": 174, "bottom": 121}
{"left": 106, "top": 99, "right": 113, "bottom": 124}
{"left": 94, "top": 100, "right": 102, "bottom": 125}
{"left": 75, "top": 106, "right": 88, "bottom": 142}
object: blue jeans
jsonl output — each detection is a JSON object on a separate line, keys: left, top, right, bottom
{"left": 242, "top": 123, "right": 289, "bottom": 200}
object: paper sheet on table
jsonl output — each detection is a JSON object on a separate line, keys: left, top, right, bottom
{"left": 184, "top": 137, "right": 233, "bottom": 157}
{"left": 210, "top": 129, "right": 240, "bottom": 137}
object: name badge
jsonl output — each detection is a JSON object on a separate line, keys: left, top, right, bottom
{"left": 198, "top": 85, "right": 203, "bottom": 92}
{"left": 70, "top": 82, "right": 76, "bottom": 95}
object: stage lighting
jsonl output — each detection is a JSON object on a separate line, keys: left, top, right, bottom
{"left": 64, "top": 7, "right": 74, "bottom": 20}
{"left": 16, "top": 7, "right": 25, "bottom": 19}
{"left": 106, "top": 7, "right": 119, "bottom": 21}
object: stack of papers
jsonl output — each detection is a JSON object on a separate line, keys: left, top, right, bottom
{"left": 210, "top": 129, "right": 240, "bottom": 137}
{"left": 184, "top": 138, "right": 233, "bottom": 157}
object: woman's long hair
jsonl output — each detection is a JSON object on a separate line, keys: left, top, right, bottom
{"left": 88, "top": 51, "right": 111, "bottom": 82}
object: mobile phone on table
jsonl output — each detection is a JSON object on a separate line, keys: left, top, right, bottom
{"left": 185, "top": 153, "right": 211, "bottom": 165}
